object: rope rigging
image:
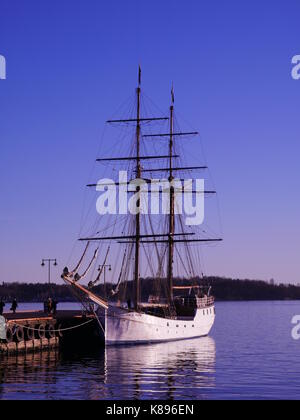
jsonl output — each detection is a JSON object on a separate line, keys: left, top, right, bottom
{"left": 74, "top": 247, "right": 99, "bottom": 282}
{"left": 88, "top": 246, "right": 111, "bottom": 289}
{"left": 61, "top": 86, "right": 221, "bottom": 315}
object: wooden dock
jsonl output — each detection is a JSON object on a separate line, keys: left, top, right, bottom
{"left": 0, "top": 310, "right": 100, "bottom": 356}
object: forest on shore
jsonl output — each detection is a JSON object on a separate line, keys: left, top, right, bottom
{"left": 1, "top": 276, "right": 300, "bottom": 303}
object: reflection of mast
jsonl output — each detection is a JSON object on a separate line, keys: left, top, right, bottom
{"left": 134, "top": 66, "right": 141, "bottom": 310}
{"left": 168, "top": 87, "right": 175, "bottom": 303}
{"left": 104, "top": 337, "right": 216, "bottom": 399}
{"left": 166, "top": 364, "right": 175, "bottom": 400}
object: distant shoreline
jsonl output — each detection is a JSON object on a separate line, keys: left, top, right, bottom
{"left": 1, "top": 277, "right": 300, "bottom": 303}
{"left": 2, "top": 299, "right": 300, "bottom": 306}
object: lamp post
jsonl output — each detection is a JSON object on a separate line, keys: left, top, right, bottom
{"left": 98, "top": 264, "right": 112, "bottom": 287}
{"left": 41, "top": 258, "right": 57, "bottom": 286}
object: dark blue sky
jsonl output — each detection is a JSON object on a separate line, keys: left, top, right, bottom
{"left": 0, "top": 0, "right": 300, "bottom": 284}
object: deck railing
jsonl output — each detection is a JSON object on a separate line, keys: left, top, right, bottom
{"left": 196, "top": 296, "right": 214, "bottom": 308}
{"left": 174, "top": 295, "right": 214, "bottom": 308}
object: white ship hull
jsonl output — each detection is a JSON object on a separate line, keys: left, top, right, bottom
{"left": 98, "top": 305, "right": 215, "bottom": 345}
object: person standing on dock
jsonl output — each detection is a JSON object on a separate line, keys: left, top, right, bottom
{"left": 46, "top": 297, "right": 53, "bottom": 314}
{"left": 52, "top": 300, "right": 57, "bottom": 315}
{"left": 0, "top": 299, "right": 5, "bottom": 315}
{"left": 10, "top": 298, "right": 18, "bottom": 314}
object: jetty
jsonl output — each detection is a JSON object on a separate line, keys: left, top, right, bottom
{"left": 0, "top": 310, "right": 99, "bottom": 356}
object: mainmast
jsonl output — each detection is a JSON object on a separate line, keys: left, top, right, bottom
{"left": 134, "top": 66, "right": 142, "bottom": 310}
{"left": 168, "top": 86, "right": 175, "bottom": 303}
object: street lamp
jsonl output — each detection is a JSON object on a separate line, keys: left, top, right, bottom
{"left": 41, "top": 258, "right": 58, "bottom": 285}
{"left": 98, "top": 264, "right": 112, "bottom": 287}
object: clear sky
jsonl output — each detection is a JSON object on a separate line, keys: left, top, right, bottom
{"left": 0, "top": 0, "right": 300, "bottom": 285}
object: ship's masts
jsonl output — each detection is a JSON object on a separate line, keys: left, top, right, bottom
{"left": 134, "top": 83, "right": 141, "bottom": 310}
{"left": 168, "top": 101, "right": 175, "bottom": 303}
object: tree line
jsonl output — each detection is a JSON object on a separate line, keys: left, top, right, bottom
{"left": 1, "top": 277, "right": 300, "bottom": 302}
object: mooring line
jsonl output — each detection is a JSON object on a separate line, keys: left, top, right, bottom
{"left": 92, "top": 308, "right": 105, "bottom": 335}
{"left": 11, "top": 318, "right": 94, "bottom": 333}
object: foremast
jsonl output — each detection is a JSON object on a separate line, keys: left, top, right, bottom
{"left": 134, "top": 67, "right": 142, "bottom": 310}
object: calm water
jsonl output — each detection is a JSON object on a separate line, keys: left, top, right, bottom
{"left": 1, "top": 301, "right": 300, "bottom": 400}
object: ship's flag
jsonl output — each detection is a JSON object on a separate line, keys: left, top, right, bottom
{"left": 171, "top": 84, "right": 175, "bottom": 104}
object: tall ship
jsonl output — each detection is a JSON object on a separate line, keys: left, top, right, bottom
{"left": 62, "top": 69, "right": 222, "bottom": 345}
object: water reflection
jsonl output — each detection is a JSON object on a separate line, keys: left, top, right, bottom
{"left": 0, "top": 337, "right": 216, "bottom": 400}
{"left": 0, "top": 350, "right": 60, "bottom": 400}
{"left": 2, "top": 302, "right": 300, "bottom": 399}
{"left": 103, "top": 337, "right": 216, "bottom": 399}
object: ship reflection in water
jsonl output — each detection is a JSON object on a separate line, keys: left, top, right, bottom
{"left": 0, "top": 337, "right": 216, "bottom": 400}
{"left": 103, "top": 337, "right": 216, "bottom": 399}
